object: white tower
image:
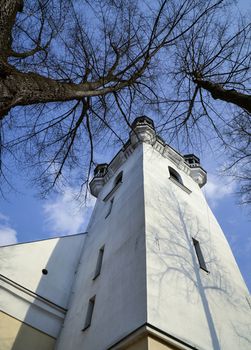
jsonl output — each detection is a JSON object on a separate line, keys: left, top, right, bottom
{"left": 56, "top": 117, "right": 251, "bottom": 350}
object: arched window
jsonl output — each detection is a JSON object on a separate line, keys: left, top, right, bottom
{"left": 114, "top": 171, "right": 123, "bottom": 187}
{"left": 168, "top": 167, "right": 183, "bottom": 185}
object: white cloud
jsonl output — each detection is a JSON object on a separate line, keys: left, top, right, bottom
{"left": 0, "top": 227, "right": 18, "bottom": 246}
{"left": 0, "top": 213, "right": 18, "bottom": 246}
{"left": 204, "top": 174, "right": 236, "bottom": 207}
{"left": 43, "top": 188, "right": 95, "bottom": 236}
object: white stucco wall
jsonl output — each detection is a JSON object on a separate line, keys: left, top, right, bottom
{"left": 0, "top": 234, "right": 86, "bottom": 337}
{"left": 56, "top": 145, "right": 147, "bottom": 350}
{"left": 143, "top": 143, "right": 251, "bottom": 350}
{"left": 56, "top": 137, "right": 251, "bottom": 350}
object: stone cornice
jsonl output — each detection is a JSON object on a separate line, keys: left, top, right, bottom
{"left": 107, "top": 322, "right": 199, "bottom": 350}
{"left": 90, "top": 116, "right": 207, "bottom": 197}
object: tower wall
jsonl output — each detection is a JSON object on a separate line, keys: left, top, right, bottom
{"left": 56, "top": 144, "right": 147, "bottom": 350}
{"left": 56, "top": 117, "right": 251, "bottom": 350}
{"left": 143, "top": 143, "right": 251, "bottom": 350}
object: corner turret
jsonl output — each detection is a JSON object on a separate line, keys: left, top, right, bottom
{"left": 89, "top": 163, "right": 108, "bottom": 197}
{"left": 184, "top": 154, "right": 207, "bottom": 187}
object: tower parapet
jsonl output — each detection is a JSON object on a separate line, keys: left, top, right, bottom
{"left": 89, "top": 163, "right": 108, "bottom": 197}
{"left": 130, "top": 116, "right": 156, "bottom": 146}
{"left": 90, "top": 116, "right": 207, "bottom": 197}
{"left": 184, "top": 154, "right": 207, "bottom": 187}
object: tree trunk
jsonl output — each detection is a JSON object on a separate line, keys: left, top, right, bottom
{"left": 0, "top": 68, "right": 130, "bottom": 118}
{"left": 195, "top": 78, "right": 251, "bottom": 114}
{"left": 0, "top": 0, "right": 23, "bottom": 60}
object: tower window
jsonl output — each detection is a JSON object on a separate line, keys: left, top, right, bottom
{"left": 105, "top": 198, "right": 114, "bottom": 218}
{"left": 192, "top": 238, "right": 209, "bottom": 273}
{"left": 168, "top": 166, "right": 183, "bottom": 184}
{"left": 83, "top": 296, "right": 96, "bottom": 331}
{"left": 93, "top": 246, "right": 105, "bottom": 280}
{"left": 168, "top": 166, "right": 191, "bottom": 194}
{"left": 246, "top": 296, "right": 251, "bottom": 309}
{"left": 114, "top": 171, "right": 123, "bottom": 187}
{"left": 103, "top": 171, "right": 123, "bottom": 201}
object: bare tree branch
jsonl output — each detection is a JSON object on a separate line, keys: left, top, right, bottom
{"left": 0, "top": 0, "right": 250, "bottom": 204}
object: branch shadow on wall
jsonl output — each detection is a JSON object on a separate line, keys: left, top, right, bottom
{"left": 146, "top": 184, "right": 251, "bottom": 349}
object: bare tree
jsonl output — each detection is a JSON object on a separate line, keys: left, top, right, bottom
{"left": 161, "top": 6, "right": 251, "bottom": 204}
{"left": 0, "top": 0, "right": 250, "bottom": 201}
{"left": 222, "top": 112, "right": 251, "bottom": 205}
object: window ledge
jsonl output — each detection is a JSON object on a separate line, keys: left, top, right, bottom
{"left": 200, "top": 266, "right": 210, "bottom": 274}
{"left": 169, "top": 177, "right": 191, "bottom": 194}
{"left": 103, "top": 182, "right": 122, "bottom": 201}
{"left": 246, "top": 296, "right": 251, "bottom": 309}
{"left": 92, "top": 272, "right": 100, "bottom": 281}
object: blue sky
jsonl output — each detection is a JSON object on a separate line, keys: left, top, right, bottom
{"left": 0, "top": 0, "right": 250, "bottom": 294}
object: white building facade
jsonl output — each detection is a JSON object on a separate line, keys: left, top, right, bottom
{"left": 0, "top": 234, "right": 86, "bottom": 349}
{"left": 0, "top": 116, "right": 250, "bottom": 349}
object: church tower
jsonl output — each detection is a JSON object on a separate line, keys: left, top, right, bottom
{"left": 55, "top": 116, "right": 251, "bottom": 350}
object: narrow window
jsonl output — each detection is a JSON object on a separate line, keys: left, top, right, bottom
{"left": 246, "top": 296, "right": 251, "bottom": 310}
{"left": 83, "top": 296, "right": 96, "bottom": 331}
{"left": 114, "top": 171, "right": 123, "bottom": 187}
{"left": 168, "top": 166, "right": 183, "bottom": 184}
{"left": 103, "top": 172, "right": 123, "bottom": 201}
{"left": 105, "top": 198, "right": 114, "bottom": 218}
{"left": 93, "top": 246, "right": 105, "bottom": 280}
{"left": 192, "top": 238, "right": 209, "bottom": 272}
